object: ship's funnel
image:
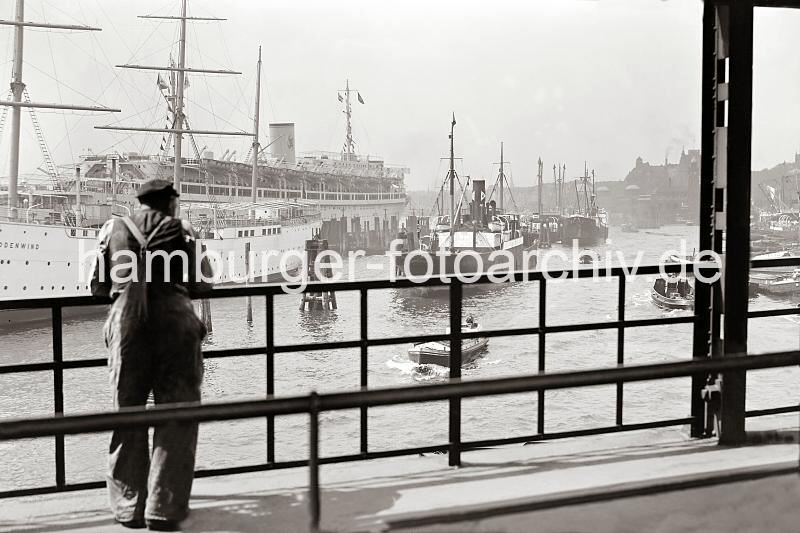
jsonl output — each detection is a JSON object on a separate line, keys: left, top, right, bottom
{"left": 269, "top": 122, "right": 296, "bottom": 164}
{"left": 472, "top": 179, "right": 486, "bottom": 225}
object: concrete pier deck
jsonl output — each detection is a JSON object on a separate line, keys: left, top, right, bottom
{"left": 2, "top": 416, "right": 798, "bottom": 533}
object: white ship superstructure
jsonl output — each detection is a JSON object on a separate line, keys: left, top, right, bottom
{"left": 0, "top": 0, "right": 320, "bottom": 325}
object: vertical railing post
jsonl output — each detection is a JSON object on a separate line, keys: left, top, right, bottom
{"left": 720, "top": 0, "right": 753, "bottom": 445}
{"left": 52, "top": 305, "right": 65, "bottom": 489}
{"left": 266, "top": 294, "right": 275, "bottom": 463}
{"left": 308, "top": 391, "right": 321, "bottom": 533}
{"left": 448, "top": 280, "right": 462, "bottom": 467}
{"left": 537, "top": 279, "right": 546, "bottom": 434}
{"left": 692, "top": 0, "right": 717, "bottom": 438}
{"left": 616, "top": 275, "right": 625, "bottom": 426}
{"left": 359, "top": 288, "right": 368, "bottom": 456}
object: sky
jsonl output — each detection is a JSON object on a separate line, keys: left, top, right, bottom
{"left": 0, "top": 0, "right": 799, "bottom": 190}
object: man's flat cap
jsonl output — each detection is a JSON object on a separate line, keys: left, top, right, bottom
{"left": 136, "top": 179, "right": 179, "bottom": 199}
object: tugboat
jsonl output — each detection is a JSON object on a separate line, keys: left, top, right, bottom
{"left": 561, "top": 165, "right": 609, "bottom": 246}
{"left": 395, "top": 119, "right": 536, "bottom": 290}
{"left": 408, "top": 316, "right": 489, "bottom": 366}
{"left": 651, "top": 275, "right": 694, "bottom": 310}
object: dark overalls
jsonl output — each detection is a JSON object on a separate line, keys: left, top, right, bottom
{"left": 90, "top": 208, "right": 212, "bottom": 523}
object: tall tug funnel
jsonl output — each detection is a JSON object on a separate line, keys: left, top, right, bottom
{"left": 472, "top": 179, "right": 486, "bottom": 225}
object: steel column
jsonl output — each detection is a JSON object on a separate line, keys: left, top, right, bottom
{"left": 616, "top": 276, "right": 625, "bottom": 426}
{"left": 692, "top": 0, "right": 717, "bottom": 438}
{"left": 537, "top": 279, "right": 546, "bottom": 434}
{"left": 719, "top": 0, "right": 753, "bottom": 446}
{"left": 359, "top": 289, "right": 368, "bottom": 455}
{"left": 448, "top": 281, "right": 462, "bottom": 467}
{"left": 52, "top": 306, "right": 65, "bottom": 488}
{"left": 266, "top": 294, "right": 275, "bottom": 463}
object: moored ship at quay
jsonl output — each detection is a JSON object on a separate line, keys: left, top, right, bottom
{"left": 395, "top": 121, "right": 536, "bottom": 294}
{"left": 0, "top": 0, "right": 407, "bottom": 327}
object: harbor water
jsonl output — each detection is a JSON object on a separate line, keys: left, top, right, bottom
{"left": 1, "top": 225, "right": 798, "bottom": 492}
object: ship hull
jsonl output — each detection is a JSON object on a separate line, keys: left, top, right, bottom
{"left": 397, "top": 240, "right": 536, "bottom": 296}
{"left": 408, "top": 337, "right": 489, "bottom": 366}
{"left": 650, "top": 289, "right": 694, "bottom": 310}
{"left": 0, "top": 217, "right": 320, "bottom": 329}
{"left": 561, "top": 216, "right": 608, "bottom": 246}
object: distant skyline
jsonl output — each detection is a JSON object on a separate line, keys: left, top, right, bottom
{"left": 0, "top": 0, "right": 799, "bottom": 190}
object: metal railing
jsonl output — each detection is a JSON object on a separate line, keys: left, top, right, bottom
{"left": 0, "top": 259, "right": 799, "bottom": 530}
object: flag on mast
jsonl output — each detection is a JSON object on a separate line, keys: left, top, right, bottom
{"left": 357, "top": 92, "right": 364, "bottom": 104}
{"left": 452, "top": 113, "right": 456, "bottom": 126}
{"left": 157, "top": 74, "right": 169, "bottom": 91}
{"left": 338, "top": 93, "right": 343, "bottom": 102}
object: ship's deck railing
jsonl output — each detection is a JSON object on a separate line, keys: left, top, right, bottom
{"left": 0, "top": 258, "right": 799, "bottom": 531}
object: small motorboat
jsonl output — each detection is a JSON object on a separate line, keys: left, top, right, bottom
{"left": 749, "top": 269, "right": 800, "bottom": 296}
{"left": 408, "top": 316, "right": 489, "bottom": 366}
{"left": 651, "top": 275, "right": 694, "bottom": 310}
{"left": 621, "top": 222, "right": 638, "bottom": 233}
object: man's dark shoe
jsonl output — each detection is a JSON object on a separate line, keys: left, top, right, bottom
{"left": 116, "top": 518, "right": 146, "bottom": 529}
{"left": 146, "top": 519, "right": 181, "bottom": 531}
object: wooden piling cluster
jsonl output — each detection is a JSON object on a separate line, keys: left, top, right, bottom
{"left": 300, "top": 236, "right": 338, "bottom": 311}
{"left": 319, "top": 214, "right": 401, "bottom": 254}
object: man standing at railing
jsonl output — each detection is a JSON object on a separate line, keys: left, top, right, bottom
{"left": 90, "top": 178, "right": 213, "bottom": 531}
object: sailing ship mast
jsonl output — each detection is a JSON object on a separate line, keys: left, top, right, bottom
{"left": 499, "top": 142, "right": 505, "bottom": 212}
{"left": 251, "top": 47, "right": 262, "bottom": 204}
{"left": 449, "top": 113, "right": 456, "bottom": 231}
{"left": 537, "top": 157, "right": 547, "bottom": 245}
{"left": 96, "top": 0, "right": 253, "bottom": 215}
{"left": 1, "top": 0, "right": 120, "bottom": 221}
{"left": 490, "top": 142, "right": 513, "bottom": 213}
{"left": 537, "top": 157, "right": 543, "bottom": 221}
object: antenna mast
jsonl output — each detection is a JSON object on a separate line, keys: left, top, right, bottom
{"left": 2, "top": 0, "right": 117, "bottom": 220}
{"left": 341, "top": 79, "right": 356, "bottom": 160}
{"left": 251, "top": 46, "right": 262, "bottom": 204}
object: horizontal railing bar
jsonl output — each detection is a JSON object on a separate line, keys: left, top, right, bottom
{"left": 1, "top": 258, "right": 795, "bottom": 312}
{"left": 747, "top": 307, "right": 800, "bottom": 319}
{"left": 273, "top": 339, "right": 362, "bottom": 353}
{"left": 203, "top": 346, "right": 266, "bottom": 359}
{"left": 0, "top": 313, "right": 697, "bottom": 375}
{"left": 461, "top": 417, "right": 694, "bottom": 450}
{"left": 751, "top": 257, "right": 800, "bottom": 268}
{"left": 0, "top": 262, "right": 717, "bottom": 310}
{"left": 0, "top": 444, "right": 454, "bottom": 499}
{"left": 1, "top": 351, "right": 798, "bottom": 440}
{"left": 0, "top": 358, "right": 107, "bottom": 374}
{"left": 544, "top": 315, "right": 695, "bottom": 334}
{"left": 745, "top": 405, "right": 799, "bottom": 417}
{"left": 0, "top": 480, "right": 104, "bottom": 499}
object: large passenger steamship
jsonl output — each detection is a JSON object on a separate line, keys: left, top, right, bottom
{"left": 0, "top": 0, "right": 407, "bottom": 326}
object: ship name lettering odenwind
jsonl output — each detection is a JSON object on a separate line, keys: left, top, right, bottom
{"left": 1, "top": 241, "right": 40, "bottom": 250}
